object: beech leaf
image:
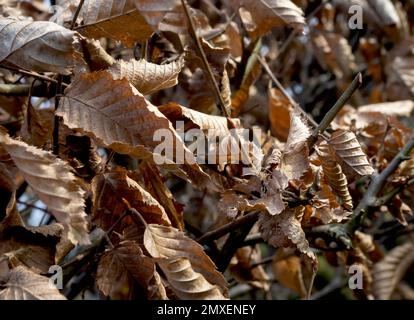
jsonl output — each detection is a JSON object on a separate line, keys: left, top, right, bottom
{"left": 0, "top": 266, "right": 66, "bottom": 300}
{"left": 328, "top": 130, "right": 374, "bottom": 177}
{"left": 0, "top": 18, "right": 81, "bottom": 74}
{"left": 144, "top": 224, "right": 229, "bottom": 300}
{"left": 0, "top": 131, "right": 89, "bottom": 245}
{"left": 109, "top": 57, "right": 184, "bottom": 95}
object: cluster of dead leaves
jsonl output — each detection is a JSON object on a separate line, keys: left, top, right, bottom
{"left": 0, "top": 0, "right": 414, "bottom": 300}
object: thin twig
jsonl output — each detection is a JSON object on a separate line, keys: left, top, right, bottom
{"left": 122, "top": 198, "right": 148, "bottom": 228}
{"left": 308, "top": 72, "right": 362, "bottom": 148}
{"left": 376, "top": 177, "right": 414, "bottom": 206}
{"left": 70, "top": 0, "right": 85, "bottom": 30}
{"left": 197, "top": 211, "right": 259, "bottom": 244}
{"left": 0, "top": 65, "right": 60, "bottom": 84}
{"left": 53, "top": 76, "right": 63, "bottom": 155}
{"left": 257, "top": 55, "right": 320, "bottom": 130}
{"left": 17, "top": 200, "right": 50, "bottom": 214}
{"left": 250, "top": 256, "right": 274, "bottom": 269}
{"left": 106, "top": 210, "right": 129, "bottom": 236}
{"left": 181, "top": 0, "right": 230, "bottom": 117}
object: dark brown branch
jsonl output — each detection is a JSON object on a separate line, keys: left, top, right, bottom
{"left": 215, "top": 216, "right": 257, "bottom": 272}
{"left": 197, "top": 211, "right": 259, "bottom": 244}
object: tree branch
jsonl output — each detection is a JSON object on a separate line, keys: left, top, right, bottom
{"left": 197, "top": 211, "right": 259, "bottom": 244}
{"left": 351, "top": 136, "right": 414, "bottom": 224}
{"left": 308, "top": 73, "right": 362, "bottom": 148}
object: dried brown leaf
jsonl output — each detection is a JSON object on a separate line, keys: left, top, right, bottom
{"left": 268, "top": 87, "right": 292, "bottom": 142}
{"left": 109, "top": 57, "right": 184, "bottom": 95}
{"left": 280, "top": 111, "right": 311, "bottom": 181}
{"left": 230, "top": 0, "right": 306, "bottom": 38}
{"left": 372, "top": 242, "right": 414, "bottom": 300}
{"left": 21, "top": 105, "right": 53, "bottom": 149}
{"left": 57, "top": 71, "right": 211, "bottom": 189}
{"left": 358, "top": 101, "right": 414, "bottom": 117}
{"left": 259, "top": 207, "right": 314, "bottom": 258}
{"left": 0, "top": 18, "right": 80, "bottom": 74}
{"left": 0, "top": 131, "right": 89, "bottom": 245}
{"left": 271, "top": 248, "right": 314, "bottom": 298}
{"left": 316, "top": 140, "right": 353, "bottom": 210}
{"left": 134, "top": 0, "right": 180, "bottom": 32}
{"left": 0, "top": 224, "right": 62, "bottom": 274}
{"left": 77, "top": 0, "right": 153, "bottom": 47}
{"left": 144, "top": 224, "right": 229, "bottom": 300}
{"left": 328, "top": 130, "right": 374, "bottom": 177}
{"left": 139, "top": 161, "right": 184, "bottom": 230}
{"left": 0, "top": 266, "right": 66, "bottom": 300}
{"left": 96, "top": 240, "right": 167, "bottom": 300}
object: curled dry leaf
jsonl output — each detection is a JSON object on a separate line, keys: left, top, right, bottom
{"left": 0, "top": 131, "right": 89, "bottom": 246}
{"left": 0, "top": 18, "right": 81, "bottom": 75}
{"left": 259, "top": 206, "right": 315, "bottom": 260}
{"left": 328, "top": 130, "right": 374, "bottom": 177}
{"left": 230, "top": 0, "right": 306, "bottom": 38}
{"left": 109, "top": 57, "right": 184, "bottom": 95}
{"left": 0, "top": 266, "right": 66, "bottom": 300}
{"left": 259, "top": 208, "right": 317, "bottom": 298}
{"left": 316, "top": 140, "right": 353, "bottom": 210}
{"left": 372, "top": 242, "right": 414, "bottom": 300}
{"left": 79, "top": 38, "right": 116, "bottom": 71}
{"left": 159, "top": 102, "right": 239, "bottom": 137}
{"left": 57, "top": 71, "right": 211, "bottom": 189}
{"left": 144, "top": 224, "right": 229, "bottom": 300}
{"left": 21, "top": 104, "right": 54, "bottom": 149}
{"left": 96, "top": 240, "right": 167, "bottom": 300}
{"left": 76, "top": 0, "right": 153, "bottom": 46}
{"left": 231, "top": 53, "right": 261, "bottom": 117}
